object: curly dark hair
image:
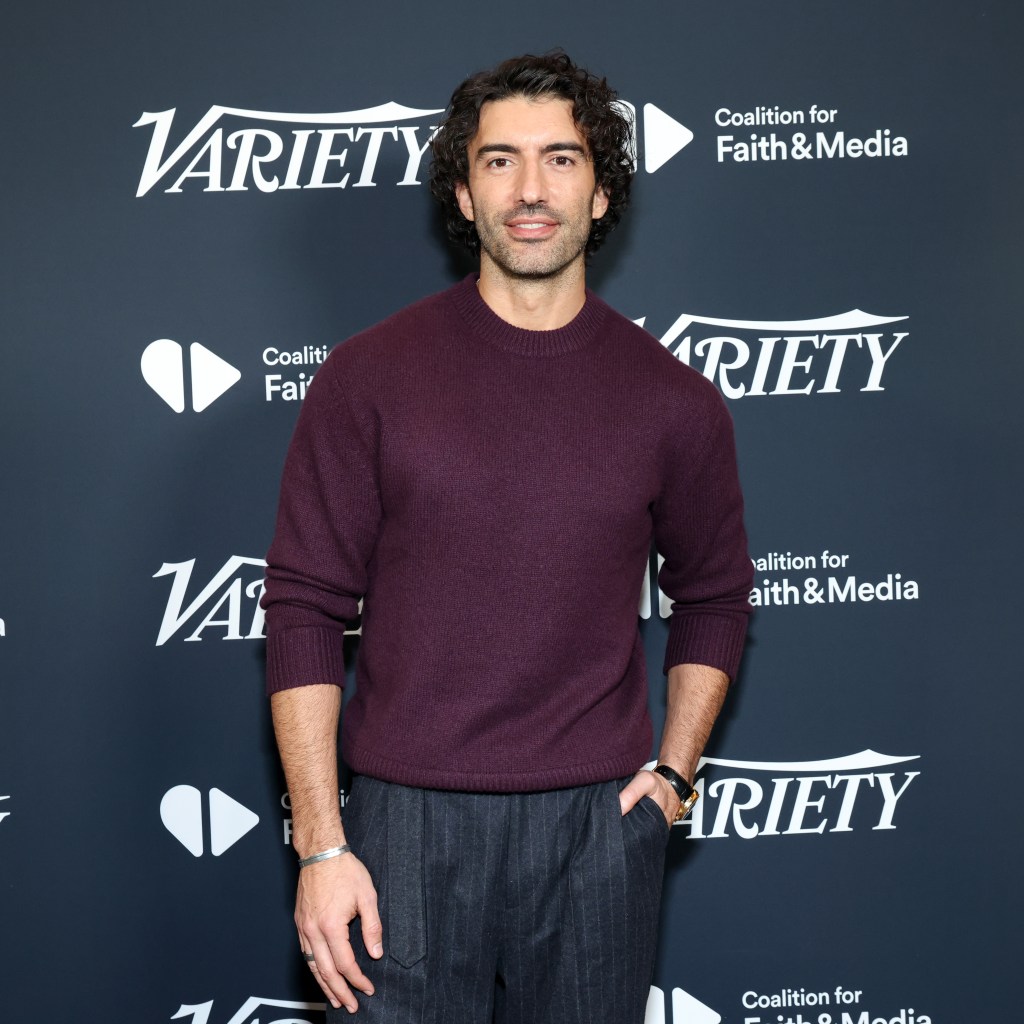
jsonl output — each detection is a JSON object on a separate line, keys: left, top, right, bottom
{"left": 429, "top": 51, "right": 634, "bottom": 259}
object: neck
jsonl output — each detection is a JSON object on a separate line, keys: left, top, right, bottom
{"left": 476, "top": 256, "right": 588, "bottom": 330}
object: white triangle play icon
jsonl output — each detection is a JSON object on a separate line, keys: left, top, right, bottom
{"left": 190, "top": 342, "right": 241, "bottom": 412}
{"left": 208, "top": 787, "right": 259, "bottom": 856}
{"left": 643, "top": 103, "right": 694, "bottom": 173}
{"left": 673, "top": 987, "right": 722, "bottom": 1024}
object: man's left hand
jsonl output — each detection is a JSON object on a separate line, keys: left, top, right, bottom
{"left": 618, "top": 769, "right": 680, "bottom": 828}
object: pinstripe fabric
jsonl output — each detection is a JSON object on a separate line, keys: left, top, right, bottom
{"left": 337, "top": 775, "right": 668, "bottom": 1024}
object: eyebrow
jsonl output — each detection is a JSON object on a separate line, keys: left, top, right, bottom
{"left": 475, "top": 142, "right": 588, "bottom": 159}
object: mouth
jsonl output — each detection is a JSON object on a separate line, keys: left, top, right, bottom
{"left": 505, "top": 217, "right": 558, "bottom": 240}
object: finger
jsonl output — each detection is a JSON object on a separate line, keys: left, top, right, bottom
{"left": 301, "top": 934, "right": 344, "bottom": 1012}
{"left": 359, "top": 895, "right": 384, "bottom": 960}
{"left": 618, "top": 772, "right": 652, "bottom": 815}
{"left": 326, "top": 922, "right": 376, "bottom": 998}
{"left": 309, "top": 934, "right": 359, "bottom": 1012}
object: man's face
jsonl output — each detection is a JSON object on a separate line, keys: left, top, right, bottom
{"left": 455, "top": 95, "right": 609, "bottom": 280}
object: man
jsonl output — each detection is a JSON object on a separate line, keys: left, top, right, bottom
{"left": 262, "top": 52, "right": 752, "bottom": 1023}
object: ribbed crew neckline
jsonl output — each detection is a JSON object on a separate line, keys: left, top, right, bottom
{"left": 449, "top": 273, "right": 608, "bottom": 357}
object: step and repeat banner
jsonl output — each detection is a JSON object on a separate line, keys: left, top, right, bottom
{"left": 3, "top": 2, "right": 1021, "bottom": 1022}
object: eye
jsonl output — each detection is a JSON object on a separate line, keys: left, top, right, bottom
{"left": 487, "top": 157, "right": 511, "bottom": 169}
{"left": 550, "top": 154, "right": 577, "bottom": 167}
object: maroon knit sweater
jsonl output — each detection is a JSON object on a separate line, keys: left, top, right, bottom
{"left": 263, "top": 275, "right": 752, "bottom": 792}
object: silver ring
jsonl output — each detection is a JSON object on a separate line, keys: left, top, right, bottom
{"left": 303, "top": 951, "right": 316, "bottom": 963}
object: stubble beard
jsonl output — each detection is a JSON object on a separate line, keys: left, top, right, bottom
{"left": 474, "top": 203, "right": 593, "bottom": 281}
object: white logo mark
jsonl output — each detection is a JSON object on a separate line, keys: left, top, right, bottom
{"left": 171, "top": 997, "right": 325, "bottom": 1024}
{"left": 643, "top": 104, "right": 694, "bottom": 173}
{"left": 634, "top": 309, "right": 909, "bottom": 397}
{"left": 160, "top": 785, "right": 259, "bottom": 857}
{"left": 0, "top": 794, "right": 10, "bottom": 826}
{"left": 141, "top": 339, "right": 241, "bottom": 412}
{"left": 646, "top": 986, "right": 721, "bottom": 1024}
{"left": 153, "top": 557, "right": 267, "bottom": 645}
{"left": 698, "top": 748, "right": 918, "bottom": 773}
{"left": 134, "top": 102, "right": 443, "bottom": 196}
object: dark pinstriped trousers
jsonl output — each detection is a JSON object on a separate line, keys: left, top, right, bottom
{"left": 335, "top": 774, "right": 669, "bottom": 1024}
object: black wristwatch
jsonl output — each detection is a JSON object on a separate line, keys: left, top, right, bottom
{"left": 652, "top": 763, "right": 699, "bottom": 821}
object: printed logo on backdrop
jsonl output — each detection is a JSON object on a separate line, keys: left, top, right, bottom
{"left": 140, "top": 341, "right": 329, "bottom": 413}
{"left": 142, "top": 339, "right": 241, "bottom": 412}
{"left": 614, "top": 98, "right": 906, "bottom": 170}
{"left": 171, "top": 998, "right": 324, "bottom": 1024}
{"left": 634, "top": 311, "right": 908, "bottom": 398}
{"left": 132, "top": 99, "right": 692, "bottom": 196}
{"left": 133, "top": 102, "right": 443, "bottom": 196}
{"left": 642, "top": 548, "right": 919, "bottom": 618}
{"left": 739, "top": 983, "right": 932, "bottom": 1024}
{"left": 170, "top": 986, "right": 718, "bottom": 1024}
{"left": 714, "top": 103, "right": 908, "bottom": 164}
{"left": 646, "top": 986, "right": 721, "bottom": 1024}
{"left": 160, "top": 785, "right": 259, "bottom": 857}
{"left": 645, "top": 982, "right": 932, "bottom": 1024}
{"left": 0, "top": 614, "right": 6, "bottom": 637}
{"left": 152, "top": 557, "right": 360, "bottom": 645}
{"left": 665, "top": 749, "right": 921, "bottom": 840}
{"left": 0, "top": 794, "right": 11, "bottom": 828}
{"left": 749, "top": 547, "right": 919, "bottom": 607}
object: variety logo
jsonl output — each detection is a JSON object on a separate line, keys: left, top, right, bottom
{"left": 134, "top": 101, "right": 441, "bottom": 197}
{"left": 646, "top": 986, "right": 721, "bottom": 1024}
{"left": 0, "top": 794, "right": 11, "bottom": 827}
{"left": 0, "top": 616, "right": 6, "bottom": 637}
{"left": 171, "top": 998, "right": 324, "bottom": 1024}
{"left": 153, "top": 556, "right": 361, "bottom": 645}
{"left": 142, "top": 339, "right": 241, "bottom": 413}
{"left": 160, "top": 785, "right": 260, "bottom": 857}
{"left": 636, "top": 310, "right": 908, "bottom": 398}
{"left": 154, "top": 557, "right": 267, "bottom": 645}
{"left": 133, "top": 99, "right": 693, "bottom": 196}
{"left": 665, "top": 749, "right": 921, "bottom": 840}
{"left": 170, "top": 988, "right": 710, "bottom": 1024}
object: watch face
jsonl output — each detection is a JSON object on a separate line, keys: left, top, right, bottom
{"left": 676, "top": 790, "right": 699, "bottom": 821}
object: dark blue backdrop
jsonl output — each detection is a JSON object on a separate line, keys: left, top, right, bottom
{"left": 3, "top": 2, "right": 1021, "bottom": 1021}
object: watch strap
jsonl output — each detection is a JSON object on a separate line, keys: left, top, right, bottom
{"left": 652, "top": 763, "right": 699, "bottom": 821}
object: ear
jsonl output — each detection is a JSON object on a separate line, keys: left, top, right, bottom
{"left": 455, "top": 181, "right": 475, "bottom": 222}
{"left": 591, "top": 184, "right": 610, "bottom": 221}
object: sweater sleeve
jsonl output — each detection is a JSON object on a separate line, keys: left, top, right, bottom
{"left": 261, "top": 350, "right": 383, "bottom": 694}
{"left": 652, "top": 391, "right": 753, "bottom": 680}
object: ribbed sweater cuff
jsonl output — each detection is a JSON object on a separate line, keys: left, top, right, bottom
{"left": 266, "top": 625, "right": 347, "bottom": 695}
{"left": 663, "top": 612, "right": 749, "bottom": 681}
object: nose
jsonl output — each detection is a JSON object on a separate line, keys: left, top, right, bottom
{"left": 515, "top": 158, "right": 546, "bottom": 207}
